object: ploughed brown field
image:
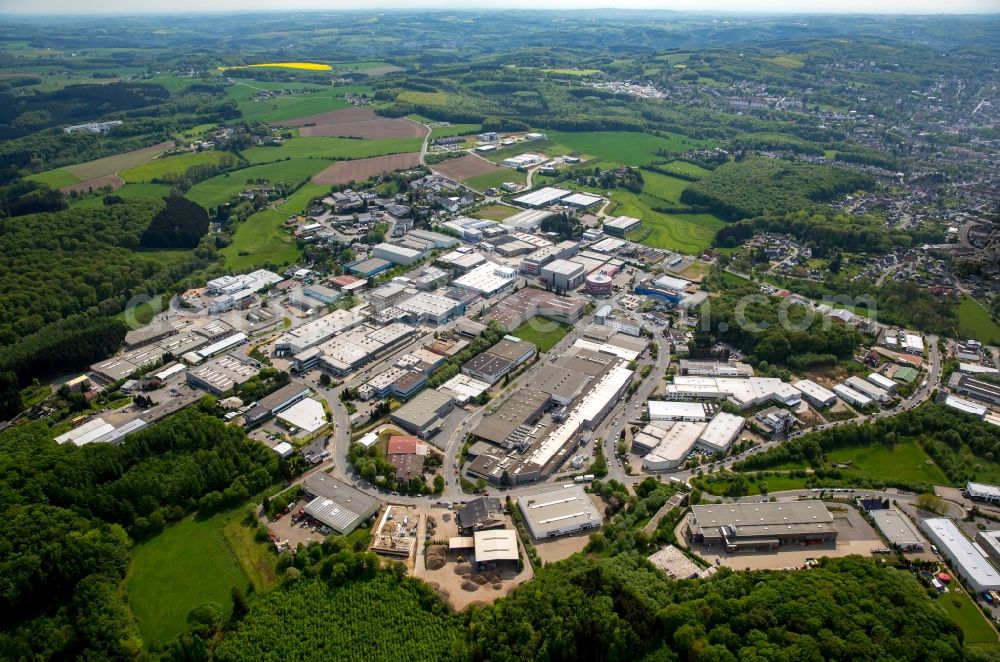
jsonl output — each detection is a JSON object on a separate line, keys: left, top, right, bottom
{"left": 311, "top": 153, "right": 422, "bottom": 185}
{"left": 431, "top": 153, "right": 505, "bottom": 181}
{"left": 60, "top": 173, "right": 124, "bottom": 194}
{"left": 274, "top": 107, "right": 428, "bottom": 139}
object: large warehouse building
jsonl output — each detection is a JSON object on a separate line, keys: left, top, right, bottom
{"left": 389, "top": 389, "right": 455, "bottom": 439}
{"left": 870, "top": 509, "right": 924, "bottom": 551}
{"left": 302, "top": 473, "right": 381, "bottom": 535}
{"left": 517, "top": 485, "right": 602, "bottom": 539}
{"left": 922, "top": 518, "right": 1000, "bottom": 594}
{"left": 540, "top": 259, "right": 586, "bottom": 291}
{"left": 688, "top": 502, "right": 838, "bottom": 551}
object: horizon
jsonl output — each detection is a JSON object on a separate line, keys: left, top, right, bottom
{"left": 1, "top": 2, "right": 999, "bottom": 16}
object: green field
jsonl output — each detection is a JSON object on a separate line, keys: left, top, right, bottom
{"left": 654, "top": 160, "right": 710, "bottom": 179}
{"left": 185, "top": 160, "right": 328, "bottom": 210}
{"left": 25, "top": 168, "right": 80, "bottom": 188}
{"left": 127, "top": 509, "right": 251, "bottom": 647}
{"left": 936, "top": 590, "right": 999, "bottom": 645}
{"left": 226, "top": 81, "right": 373, "bottom": 123}
{"left": 465, "top": 168, "right": 526, "bottom": 192}
{"left": 610, "top": 190, "right": 724, "bottom": 254}
{"left": 63, "top": 141, "right": 174, "bottom": 180}
{"left": 955, "top": 295, "right": 1000, "bottom": 345}
{"left": 242, "top": 136, "right": 423, "bottom": 164}
{"left": 825, "top": 439, "right": 949, "bottom": 485}
{"left": 511, "top": 319, "right": 573, "bottom": 353}
{"left": 173, "top": 122, "right": 218, "bottom": 141}
{"left": 469, "top": 203, "right": 518, "bottom": 220}
{"left": 222, "top": 208, "right": 301, "bottom": 269}
{"left": 429, "top": 122, "right": 481, "bottom": 138}
{"left": 640, "top": 170, "right": 689, "bottom": 204}
{"left": 120, "top": 150, "right": 233, "bottom": 182}
{"left": 72, "top": 182, "right": 175, "bottom": 208}
{"left": 696, "top": 473, "right": 811, "bottom": 496}
{"left": 548, "top": 130, "right": 715, "bottom": 166}
{"left": 278, "top": 181, "right": 329, "bottom": 214}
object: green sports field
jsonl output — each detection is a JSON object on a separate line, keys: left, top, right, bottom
{"left": 120, "top": 150, "right": 234, "bottom": 182}
{"left": 127, "top": 510, "right": 250, "bottom": 647}
{"left": 185, "top": 160, "right": 328, "bottom": 210}
{"left": 241, "top": 136, "right": 423, "bottom": 164}
{"left": 548, "top": 130, "right": 717, "bottom": 166}
{"left": 222, "top": 208, "right": 301, "bottom": 269}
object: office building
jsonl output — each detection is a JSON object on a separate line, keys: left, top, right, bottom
{"left": 689, "top": 502, "right": 838, "bottom": 550}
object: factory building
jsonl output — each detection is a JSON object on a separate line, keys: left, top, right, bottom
{"left": 520, "top": 242, "right": 580, "bottom": 277}
{"left": 922, "top": 518, "right": 1000, "bottom": 594}
{"left": 540, "top": 259, "right": 586, "bottom": 291}
{"left": 845, "top": 376, "right": 891, "bottom": 404}
{"left": 647, "top": 400, "right": 713, "bottom": 422}
{"left": 396, "top": 291, "right": 465, "bottom": 325}
{"left": 516, "top": 485, "right": 602, "bottom": 539}
{"left": 512, "top": 187, "right": 572, "bottom": 209}
{"left": 640, "top": 421, "right": 706, "bottom": 471}
{"left": 275, "top": 310, "right": 364, "bottom": 356}
{"left": 966, "top": 482, "right": 1000, "bottom": 504}
{"left": 315, "top": 323, "right": 418, "bottom": 376}
{"left": 186, "top": 356, "right": 259, "bottom": 395}
{"left": 696, "top": 412, "right": 745, "bottom": 454}
{"left": 866, "top": 372, "right": 898, "bottom": 395}
{"left": 461, "top": 337, "right": 537, "bottom": 385}
{"left": 678, "top": 360, "right": 753, "bottom": 378}
{"left": 833, "top": 384, "right": 874, "bottom": 409}
{"left": 389, "top": 389, "right": 455, "bottom": 439}
{"left": 603, "top": 215, "right": 642, "bottom": 237}
{"left": 244, "top": 384, "right": 311, "bottom": 427}
{"left": 486, "top": 287, "right": 586, "bottom": 332}
{"left": 870, "top": 509, "right": 924, "bottom": 551}
{"left": 666, "top": 376, "right": 801, "bottom": 410}
{"left": 452, "top": 263, "right": 518, "bottom": 297}
{"left": 792, "top": 379, "right": 838, "bottom": 408}
{"left": 950, "top": 374, "right": 1000, "bottom": 406}
{"left": 689, "top": 502, "right": 838, "bottom": 551}
{"left": 302, "top": 473, "right": 381, "bottom": 535}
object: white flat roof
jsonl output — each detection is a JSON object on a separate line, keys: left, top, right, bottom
{"left": 572, "top": 338, "right": 639, "bottom": 361}
{"left": 944, "top": 395, "right": 986, "bottom": 417}
{"left": 277, "top": 397, "right": 326, "bottom": 433}
{"left": 562, "top": 192, "right": 603, "bottom": 206}
{"left": 647, "top": 400, "right": 709, "bottom": 420}
{"left": 697, "top": 412, "right": 744, "bottom": 451}
{"left": 644, "top": 421, "right": 705, "bottom": 464}
{"left": 792, "top": 378, "right": 837, "bottom": 402}
{"left": 55, "top": 417, "right": 115, "bottom": 446}
{"left": 923, "top": 518, "right": 1000, "bottom": 589}
{"left": 867, "top": 373, "right": 897, "bottom": 390}
{"left": 453, "top": 263, "right": 517, "bottom": 294}
{"left": 474, "top": 529, "right": 518, "bottom": 562}
{"left": 604, "top": 215, "right": 641, "bottom": 230}
{"left": 523, "top": 365, "right": 633, "bottom": 471}
{"left": 513, "top": 187, "right": 571, "bottom": 207}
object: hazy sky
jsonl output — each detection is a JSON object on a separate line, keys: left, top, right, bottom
{"left": 1, "top": 0, "right": 998, "bottom": 14}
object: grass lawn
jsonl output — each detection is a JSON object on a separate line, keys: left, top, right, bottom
{"left": 548, "top": 130, "right": 717, "bottom": 166}
{"left": 64, "top": 142, "right": 173, "bottom": 180}
{"left": 73, "top": 182, "right": 175, "bottom": 208}
{"left": 135, "top": 248, "right": 193, "bottom": 268}
{"left": 121, "top": 150, "right": 233, "bottom": 183}
{"left": 696, "top": 473, "right": 810, "bottom": 496}
{"left": 185, "top": 159, "right": 328, "bottom": 210}
{"left": 469, "top": 203, "right": 519, "bottom": 221}
{"left": 825, "top": 439, "right": 949, "bottom": 485}
{"left": 640, "top": 170, "right": 690, "bottom": 204}
{"left": 222, "top": 518, "right": 278, "bottom": 593}
{"left": 222, "top": 208, "right": 301, "bottom": 269}
{"left": 278, "top": 181, "right": 329, "bottom": 214}
{"left": 936, "top": 590, "right": 998, "bottom": 645}
{"left": 127, "top": 509, "right": 251, "bottom": 647}
{"left": 25, "top": 168, "right": 80, "bottom": 188}
{"left": 173, "top": 122, "right": 217, "bottom": 142}
{"left": 242, "top": 136, "right": 423, "bottom": 164}
{"left": 610, "top": 190, "right": 724, "bottom": 254}
{"left": 955, "top": 295, "right": 1000, "bottom": 345}
{"left": 465, "top": 168, "right": 526, "bottom": 192}
{"left": 511, "top": 319, "right": 573, "bottom": 352}
{"left": 656, "top": 160, "right": 710, "bottom": 179}
{"left": 429, "top": 123, "right": 481, "bottom": 139}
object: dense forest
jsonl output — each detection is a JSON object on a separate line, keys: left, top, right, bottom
{"left": 680, "top": 158, "right": 874, "bottom": 222}
{"left": 696, "top": 286, "right": 863, "bottom": 371}
{"left": 141, "top": 196, "right": 210, "bottom": 249}
{"left": 202, "top": 547, "right": 966, "bottom": 661}
{"left": 0, "top": 409, "right": 285, "bottom": 660}
{"left": 714, "top": 209, "right": 946, "bottom": 256}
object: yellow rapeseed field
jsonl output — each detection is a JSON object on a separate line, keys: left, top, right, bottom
{"left": 218, "top": 62, "right": 332, "bottom": 71}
